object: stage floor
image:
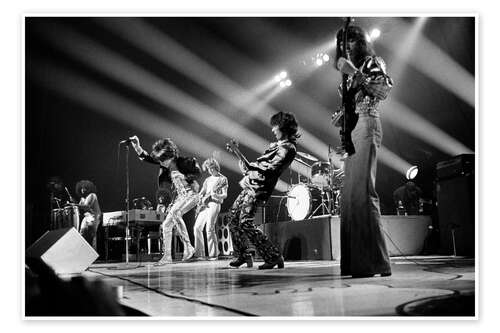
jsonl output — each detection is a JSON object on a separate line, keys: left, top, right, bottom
{"left": 84, "top": 256, "right": 475, "bottom": 317}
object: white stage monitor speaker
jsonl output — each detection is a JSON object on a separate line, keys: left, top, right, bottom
{"left": 26, "top": 227, "right": 99, "bottom": 275}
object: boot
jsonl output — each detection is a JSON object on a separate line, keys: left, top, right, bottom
{"left": 229, "top": 254, "right": 253, "bottom": 268}
{"left": 154, "top": 254, "right": 173, "bottom": 266}
{"left": 182, "top": 243, "right": 195, "bottom": 261}
{"left": 258, "top": 255, "right": 284, "bottom": 270}
{"left": 154, "top": 230, "right": 173, "bottom": 266}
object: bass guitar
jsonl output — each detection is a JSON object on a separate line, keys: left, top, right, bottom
{"left": 333, "top": 17, "right": 359, "bottom": 156}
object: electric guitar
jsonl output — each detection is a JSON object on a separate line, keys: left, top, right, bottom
{"left": 226, "top": 139, "right": 252, "bottom": 171}
{"left": 225, "top": 139, "right": 265, "bottom": 190}
{"left": 195, "top": 176, "right": 227, "bottom": 218}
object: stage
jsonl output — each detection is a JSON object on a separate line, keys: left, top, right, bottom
{"left": 84, "top": 256, "right": 475, "bottom": 317}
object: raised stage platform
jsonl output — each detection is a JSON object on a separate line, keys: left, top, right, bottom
{"left": 262, "top": 215, "right": 432, "bottom": 260}
{"left": 84, "top": 256, "right": 475, "bottom": 317}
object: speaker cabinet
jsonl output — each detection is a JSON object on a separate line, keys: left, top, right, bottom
{"left": 216, "top": 213, "right": 234, "bottom": 256}
{"left": 437, "top": 174, "right": 475, "bottom": 256}
{"left": 26, "top": 227, "right": 99, "bottom": 274}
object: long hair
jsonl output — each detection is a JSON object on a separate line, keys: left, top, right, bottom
{"left": 270, "top": 111, "right": 300, "bottom": 142}
{"left": 75, "top": 180, "right": 97, "bottom": 198}
{"left": 202, "top": 157, "right": 220, "bottom": 173}
{"left": 151, "top": 138, "right": 179, "bottom": 162}
{"left": 335, "top": 25, "right": 375, "bottom": 69}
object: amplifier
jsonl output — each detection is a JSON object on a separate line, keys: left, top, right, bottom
{"left": 436, "top": 154, "right": 474, "bottom": 180}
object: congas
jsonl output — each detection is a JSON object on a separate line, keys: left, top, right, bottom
{"left": 50, "top": 208, "right": 64, "bottom": 230}
{"left": 311, "top": 162, "right": 331, "bottom": 187}
{"left": 286, "top": 184, "right": 322, "bottom": 221}
{"left": 62, "top": 205, "right": 80, "bottom": 230}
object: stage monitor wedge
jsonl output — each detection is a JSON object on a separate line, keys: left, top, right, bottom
{"left": 26, "top": 227, "right": 98, "bottom": 275}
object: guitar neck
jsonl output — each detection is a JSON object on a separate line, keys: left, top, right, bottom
{"left": 233, "top": 147, "right": 251, "bottom": 168}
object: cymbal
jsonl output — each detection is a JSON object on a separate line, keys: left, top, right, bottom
{"left": 293, "top": 157, "right": 311, "bottom": 167}
{"left": 297, "top": 151, "right": 319, "bottom": 162}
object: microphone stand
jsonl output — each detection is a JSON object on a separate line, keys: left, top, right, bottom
{"left": 110, "top": 143, "right": 140, "bottom": 270}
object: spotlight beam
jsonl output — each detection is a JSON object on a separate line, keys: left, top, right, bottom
{"left": 37, "top": 24, "right": 310, "bottom": 180}
{"left": 31, "top": 63, "right": 292, "bottom": 193}
{"left": 378, "top": 146, "right": 414, "bottom": 176}
{"left": 380, "top": 18, "right": 474, "bottom": 107}
{"left": 240, "top": 85, "right": 282, "bottom": 125}
{"left": 384, "top": 99, "right": 474, "bottom": 156}
{"left": 95, "top": 18, "right": 331, "bottom": 161}
{"left": 95, "top": 18, "right": 264, "bottom": 116}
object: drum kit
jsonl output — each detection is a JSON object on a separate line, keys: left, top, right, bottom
{"left": 286, "top": 150, "right": 345, "bottom": 221}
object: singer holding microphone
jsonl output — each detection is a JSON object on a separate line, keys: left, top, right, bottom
{"left": 128, "top": 135, "right": 201, "bottom": 266}
{"left": 331, "top": 24, "right": 393, "bottom": 278}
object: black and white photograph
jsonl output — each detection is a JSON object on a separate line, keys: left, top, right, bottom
{"left": 22, "top": 14, "right": 477, "bottom": 318}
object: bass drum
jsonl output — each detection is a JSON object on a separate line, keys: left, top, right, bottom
{"left": 286, "top": 184, "right": 322, "bottom": 221}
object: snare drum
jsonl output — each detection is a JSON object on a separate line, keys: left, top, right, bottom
{"left": 286, "top": 184, "right": 322, "bottom": 221}
{"left": 311, "top": 162, "right": 331, "bottom": 187}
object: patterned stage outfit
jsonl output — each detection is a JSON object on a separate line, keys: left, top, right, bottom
{"left": 228, "top": 136, "right": 297, "bottom": 269}
{"left": 338, "top": 54, "right": 393, "bottom": 277}
{"left": 134, "top": 142, "right": 201, "bottom": 265}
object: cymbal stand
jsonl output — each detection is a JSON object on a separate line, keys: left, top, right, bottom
{"left": 310, "top": 186, "right": 332, "bottom": 217}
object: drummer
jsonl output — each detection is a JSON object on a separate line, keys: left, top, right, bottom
{"left": 74, "top": 180, "right": 102, "bottom": 248}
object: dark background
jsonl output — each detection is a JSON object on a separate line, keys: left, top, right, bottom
{"left": 25, "top": 17, "right": 475, "bottom": 247}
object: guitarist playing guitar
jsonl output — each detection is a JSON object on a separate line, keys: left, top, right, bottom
{"left": 192, "top": 156, "right": 228, "bottom": 260}
{"left": 225, "top": 111, "right": 299, "bottom": 270}
{"left": 331, "top": 20, "right": 393, "bottom": 278}
{"left": 331, "top": 17, "right": 358, "bottom": 156}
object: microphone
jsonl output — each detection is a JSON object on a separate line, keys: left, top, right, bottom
{"left": 119, "top": 138, "right": 133, "bottom": 144}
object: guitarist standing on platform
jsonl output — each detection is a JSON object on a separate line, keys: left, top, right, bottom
{"left": 331, "top": 24, "right": 393, "bottom": 278}
{"left": 193, "top": 157, "right": 228, "bottom": 260}
{"left": 226, "top": 111, "right": 299, "bottom": 270}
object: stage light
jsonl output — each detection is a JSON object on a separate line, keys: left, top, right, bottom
{"left": 406, "top": 166, "right": 419, "bottom": 180}
{"left": 279, "top": 71, "right": 287, "bottom": 79}
{"left": 370, "top": 28, "right": 381, "bottom": 41}
{"left": 274, "top": 74, "right": 281, "bottom": 83}
{"left": 315, "top": 58, "right": 323, "bottom": 66}
{"left": 285, "top": 79, "right": 292, "bottom": 87}
{"left": 279, "top": 81, "right": 286, "bottom": 88}
{"left": 322, "top": 54, "right": 330, "bottom": 62}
